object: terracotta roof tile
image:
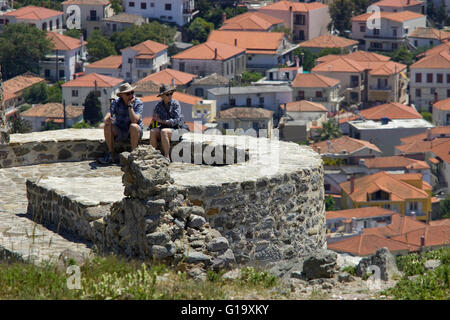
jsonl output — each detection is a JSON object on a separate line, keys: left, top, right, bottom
{"left": 352, "top": 10, "right": 425, "bottom": 23}
{"left": 326, "top": 207, "right": 395, "bottom": 220}
{"left": 359, "top": 102, "right": 422, "bottom": 120}
{"left": 423, "top": 40, "right": 450, "bottom": 56}
{"left": 61, "top": 73, "right": 123, "bottom": 88}
{"left": 363, "top": 156, "right": 430, "bottom": 170}
{"left": 62, "top": 0, "right": 110, "bottom": 5}
{"left": 291, "top": 73, "right": 340, "bottom": 88}
{"left": 372, "top": 0, "right": 422, "bottom": 7}
{"left": 21, "top": 103, "right": 83, "bottom": 118}
{"left": 217, "top": 107, "right": 273, "bottom": 120}
{"left": 137, "top": 69, "right": 197, "bottom": 86}
{"left": 171, "top": 40, "right": 245, "bottom": 61}
{"left": 85, "top": 55, "right": 122, "bottom": 69}
{"left": 312, "top": 57, "right": 366, "bottom": 73}
{"left": 363, "top": 214, "right": 426, "bottom": 238}
{"left": 220, "top": 11, "right": 283, "bottom": 31}
{"left": 208, "top": 30, "right": 285, "bottom": 54}
{"left": 260, "top": 0, "right": 328, "bottom": 12}
{"left": 47, "top": 32, "right": 87, "bottom": 51}
{"left": 429, "top": 219, "right": 450, "bottom": 227}
{"left": 4, "top": 5, "right": 63, "bottom": 20}
{"left": 327, "top": 233, "right": 417, "bottom": 256}
{"left": 316, "top": 51, "right": 391, "bottom": 64}
{"left": 433, "top": 97, "right": 450, "bottom": 111}
{"left": 312, "top": 135, "right": 382, "bottom": 155}
{"left": 140, "top": 92, "right": 202, "bottom": 105}
{"left": 123, "top": 40, "right": 168, "bottom": 57}
{"left": 3, "top": 73, "right": 46, "bottom": 95}
{"left": 284, "top": 100, "right": 328, "bottom": 112}
{"left": 431, "top": 139, "right": 450, "bottom": 163}
{"left": 299, "top": 34, "right": 358, "bottom": 49}
{"left": 396, "top": 128, "right": 450, "bottom": 154}
{"left": 390, "top": 225, "right": 450, "bottom": 247}
{"left": 340, "top": 171, "right": 430, "bottom": 203}
{"left": 410, "top": 50, "right": 450, "bottom": 69}
{"left": 409, "top": 27, "right": 450, "bottom": 40}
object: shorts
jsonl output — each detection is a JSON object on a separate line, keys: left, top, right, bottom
{"left": 114, "top": 124, "right": 143, "bottom": 142}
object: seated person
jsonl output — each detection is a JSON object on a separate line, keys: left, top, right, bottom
{"left": 99, "top": 83, "right": 143, "bottom": 164}
{"left": 150, "top": 84, "right": 183, "bottom": 160}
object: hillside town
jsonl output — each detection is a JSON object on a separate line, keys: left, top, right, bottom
{"left": 0, "top": 0, "right": 449, "bottom": 299}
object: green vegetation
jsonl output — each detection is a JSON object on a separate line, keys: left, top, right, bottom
{"left": 325, "top": 195, "right": 336, "bottom": 211}
{"left": 315, "top": 119, "right": 342, "bottom": 142}
{"left": 8, "top": 115, "right": 32, "bottom": 134}
{"left": 328, "top": 0, "right": 369, "bottom": 35}
{"left": 427, "top": 0, "right": 450, "bottom": 28}
{"left": 83, "top": 91, "right": 103, "bottom": 125}
{"left": 0, "top": 255, "right": 281, "bottom": 299}
{"left": 110, "top": 0, "right": 124, "bottom": 14}
{"left": 240, "top": 71, "right": 264, "bottom": 85}
{"left": 13, "top": 0, "right": 62, "bottom": 10}
{"left": 421, "top": 111, "right": 433, "bottom": 123}
{"left": 293, "top": 47, "right": 346, "bottom": 72}
{"left": 72, "top": 120, "right": 96, "bottom": 129}
{"left": 322, "top": 157, "right": 344, "bottom": 166}
{"left": 195, "top": 0, "right": 247, "bottom": 29}
{"left": 342, "top": 265, "right": 357, "bottom": 276}
{"left": 86, "top": 30, "right": 117, "bottom": 62}
{"left": 22, "top": 81, "right": 63, "bottom": 105}
{"left": 64, "top": 29, "right": 83, "bottom": 40}
{"left": 382, "top": 248, "right": 450, "bottom": 300}
{"left": 441, "top": 196, "right": 450, "bottom": 219}
{"left": 0, "top": 23, "right": 52, "bottom": 79}
{"left": 186, "top": 17, "right": 215, "bottom": 44}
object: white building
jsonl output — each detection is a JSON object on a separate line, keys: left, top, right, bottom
{"left": 120, "top": 40, "right": 169, "bottom": 83}
{"left": 40, "top": 32, "right": 87, "bottom": 82}
{"left": 432, "top": 98, "right": 450, "bottom": 126}
{"left": 207, "top": 85, "right": 292, "bottom": 118}
{"left": 1, "top": 5, "right": 64, "bottom": 32}
{"left": 123, "top": 0, "right": 197, "bottom": 26}
{"left": 351, "top": 10, "right": 426, "bottom": 52}
{"left": 62, "top": 0, "right": 114, "bottom": 38}
{"left": 408, "top": 27, "right": 450, "bottom": 49}
{"left": 84, "top": 55, "right": 122, "bottom": 78}
{"left": 61, "top": 73, "right": 123, "bottom": 116}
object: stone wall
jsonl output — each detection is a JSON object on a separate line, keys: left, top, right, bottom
{"left": 24, "top": 130, "right": 326, "bottom": 271}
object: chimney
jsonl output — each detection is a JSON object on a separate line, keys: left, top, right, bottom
{"left": 222, "top": 12, "right": 227, "bottom": 24}
{"left": 426, "top": 128, "right": 432, "bottom": 141}
{"left": 420, "top": 235, "right": 425, "bottom": 247}
{"left": 214, "top": 48, "right": 218, "bottom": 60}
{"left": 434, "top": 91, "right": 438, "bottom": 104}
{"left": 350, "top": 175, "right": 355, "bottom": 193}
{"left": 41, "top": 1, "right": 44, "bottom": 7}
{"left": 234, "top": 38, "right": 237, "bottom": 47}
{"left": 407, "top": 0, "right": 410, "bottom": 4}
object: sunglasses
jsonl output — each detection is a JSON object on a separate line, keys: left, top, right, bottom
{"left": 164, "top": 93, "right": 173, "bottom": 97}
{"left": 126, "top": 91, "right": 134, "bottom": 96}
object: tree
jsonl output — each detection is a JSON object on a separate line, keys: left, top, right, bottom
{"left": 293, "top": 48, "right": 316, "bottom": 72}
{"left": 83, "top": 91, "right": 103, "bottom": 125}
{"left": 110, "top": 0, "right": 123, "bottom": 13}
{"left": 389, "top": 45, "right": 414, "bottom": 66}
{"left": 46, "top": 81, "right": 63, "bottom": 103}
{"left": 441, "top": 196, "right": 450, "bottom": 219}
{"left": 186, "top": 17, "right": 214, "bottom": 43}
{"left": 9, "top": 115, "right": 32, "bottom": 133}
{"left": 86, "top": 30, "right": 117, "bottom": 62}
{"left": 64, "top": 29, "right": 83, "bottom": 39}
{"left": 0, "top": 23, "right": 52, "bottom": 79}
{"left": 271, "top": 25, "right": 293, "bottom": 42}
{"left": 325, "top": 195, "right": 337, "bottom": 211}
{"left": 240, "top": 71, "right": 263, "bottom": 85}
{"left": 22, "top": 82, "right": 48, "bottom": 104}
{"left": 328, "top": 0, "right": 354, "bottom": 35}
{"left": 316, "top": 119, "right": 342, "bottom": 142}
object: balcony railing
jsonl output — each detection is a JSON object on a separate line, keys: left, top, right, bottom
{"left": 369, "top": 85, "right": 391, "bottom": 91}
{"left": 364, "top": 34, "right": 406, "bottom": 40}
{"left": 87, "top": 16, "right": 100, "bottom": 21}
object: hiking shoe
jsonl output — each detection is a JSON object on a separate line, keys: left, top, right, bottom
{"left": 98, "top": 152, "right": 114, "bottom": 165}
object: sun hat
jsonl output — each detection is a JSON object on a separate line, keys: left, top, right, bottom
{"left": 116, "top": 82, "right": 136, "bottom": 96}
{"left": 157, "top": 84, "right": 176, "bottom": 97}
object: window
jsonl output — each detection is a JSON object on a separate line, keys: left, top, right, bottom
{"left": 350, "top": 75, "right": 359, "bottom": 87}
{"left": 431, "top": 88, "right": 435, "bottom": 95}
{"left": 383, "top": 204, "right": 391, "bottom": 209}
{"left": 59, "top": 70, "right": 64, "bottom": 78}
{"left": 447, "top": 89, "right": 450, "bottom": 98}
{"left": 416, "top": 88, "right": 421, "bottom": 97}
{"left": 246, "top": 98, "right": 251, "bottom": 107}
{"left": 373, "top": 28, "right": 380, "bottom": 35}
{"left": 72, "top": 90, "right": 78, "bottom": 97}
{"left": 50, "top": 20, "right": 53, "bottom": 30}
{"left": 150, "top": 2, "right": 154, "bottom": 7}
{"left": 294, "top": 14, "right": 305, "bottom": 25}
{"left": 415, "top": 73, "right": 422, "bottom": 83}
{"left": 427, "top": 73, "right": 433, "bottom": 83}
{"left": 230, "top": 98, "right": 236, "bottom": 106}
{"left": 404, "top": 27, "right": 408, "bottom": 34}
{"left": 409, "top": 202, "right": 418, "bottom": 211}
{"left": 128, "top": 58, "right": 132, "bottom": 64}
{"left": 437, "top": 74, "right": 443, "bottom": 83}
{"left": 315, "top": 91, "right": 323, "bottom": 98}
{"left": 168, "top": 16, "right": 172, "bottom": 20}
{"left": 165, "top": 3, "right": 171, "bottom": 10}
{"left": 195, "top": 88, "right": 204, "bottom": 97}
{"left": 0, "top": 19, "right": 3, "bottom": 24}
{"left": 370, "top": 42, "right": 382, "bottom": 49}
{"left": 112, "top": 24, "right": 117, "bottom": 32}
{"left": 45, "top": 69, "right": 50, "bottom": 78}
{"left": 392, "top": 28, "right": 397, "bottom": 36}
{"left": 297, "top": 90, "right": 304, "bottom": 100}
{"left": 447, "top": 74, "right": 450, "bottom": 83}
{"left": 129, "top": 2, "right": 135, "bottom": 7}
{"left": 259, "top": 97, "right": 264, "bottom": 105}
{"left": 223, "top": 123, "right": 229, "bottom": 130}
{"left": 392, "top": 43, "right": 398, "bottom": 50}
{"left": 430, "top": 40, "right": 434, "bottom": 47}
{"left": 179, "top": 62, "right": 185, "bottom": 72}
{"left": 360, "top": 25, "right": 365, "bottom": 32}
{"left": 141, "top": 2, "right": 146, "bottom": 9}
{"left": 414, "top": 40, "right": 418, "bottom": 47}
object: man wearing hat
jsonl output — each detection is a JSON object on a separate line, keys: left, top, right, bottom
{"left": 150, "top": 84, "right": 183, "bottom": 160}
{"left": 99, "top": 82, "right": 143, "bottom": 164}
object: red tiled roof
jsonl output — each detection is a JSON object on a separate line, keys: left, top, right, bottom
{"left": 340, "top": 171, "right": 430, "bottom": 203}
{"left": 409, "top": 27, "right": 450, "bottom": 41}
{"left": 423, "top": 40, "right": 450, "bottom": 56}
{"left": 311, "top": 135, "right": 382, "bottom": 155}
{"left": 390, "top": 225, "right": 450, "bottom": 247}
{"left": 396, "top": 127, "right": 450, "bottom": 154}
{"left": 364, "top": 214, "right": 426, "bottom": 238}
{"left": 3, "top": 73, "right": 46, "bottom": 95}
{"left": 291, "top": 73, "right": 340, "bottom": 88}
{"left": 312, "top": 57, "right": 366, "bottom": 73}
{"left": 62, "top": 0, "right": 110, "bottom": 5}
{"left": 137, "top": 69, "right": 197, "bottom": 86}
{"left": 47, "top": 32, "right": 87, "bottom": 51}
{"left": 327, "top": 233, "right": 417, "bottom": 256}
{"left": 259, "top": 0, "right": 328, "bottom": 12}
{"left": 219, "top": 11, "right": 283, "bottom": 31}
{"left": 352, "top": 10, "right": 425, "bottom": 23}
{"left": 4, "top": 5, "right": 63, "bottom": 20}
{"left": 326, "top": 207, "right": 395, "bottom": 220}
{"left": 140, "top": 92, "right": 202, "bottom": 106}
{"left": 208, "top": 30, "right": 285, "bottom": 55}
{"left": 360, "top": 102, "right": 422, "bottom": 120}
{"left": 284, "top": 100, "right": 328, "bottom": 112}
{"left": 21, "top": 103, "right": 83, "bottom": 118}
{"left": 61, "top": 73, "right": 123, "bottom": 88}
{"left": 410, "top": 50, "right": 450, "bottom": 69}
{"left": 85, "top": 55, "right": 122, "bottom": 69}
{"left": 373, "top": 0, "right": 423, "bottom": 7}
{"left": 171, "top": 40, "right": 245, "bottom": 60}
{"left": 123, "top": 40, "right": 168, "bottom": 58}
{"left": 429, "top": 219, "right": 450, "bottom": 227}
{"left": 431, "top": 139, "right": 450, "bottom": 163}
{"left": 363, "top": 156, "right": 429, "bottom": 170}
{"left": 433, "top": 97, "right": 450, "bottom": 111}
{"left": 299, "top": 34, "right": 358, "bottom": 49}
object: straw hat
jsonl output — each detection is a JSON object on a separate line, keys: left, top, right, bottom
{"left": 116, "top": 82, "right": 136, "bottom": 96}
{"left": 157, "top": 84, "right": 176, "bottom": 97}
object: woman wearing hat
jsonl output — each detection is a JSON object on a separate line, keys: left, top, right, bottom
{"left": 99, "top": 82, "right": 144, "bottom": 164}
{"left": 150, "top": 84, "right": 183, "bottom": 161}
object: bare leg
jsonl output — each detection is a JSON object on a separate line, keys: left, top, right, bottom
{"left": 160, "top": 128, "right": 172, "bottom": 158}
{"left": 150, "top": 128, "right": 161, "bottom": 150}
{"left": 104, "top": 122, "right": 117, "bottom": 153}
{"left": 129, "top": 124, "right": 141, "bottom": 151}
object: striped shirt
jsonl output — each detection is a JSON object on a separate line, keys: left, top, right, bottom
{"left": 110, "top": 97, "right": 143, "bottom": 131}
